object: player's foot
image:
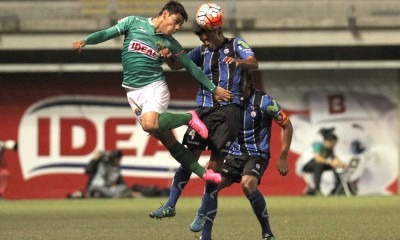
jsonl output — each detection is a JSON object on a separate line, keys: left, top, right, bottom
{"left": 187, "top": 110, "right": 208, "bottom": 139}
{"left": 190, "top": 213, "right": 206, "bottom": 232}
{"left": 263, "top": 236, "right": 276, "bottom": 240}
{"left": 202, "top": 169, "right": 222, "bottom": 184}
{"left": 149, "top": 204, "right": 176, "bottom": 219}
{"left": 198, "top": 236, "right": 212, "bottom": 240}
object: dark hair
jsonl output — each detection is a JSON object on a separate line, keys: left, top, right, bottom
{"left": 110, "top": 150, "right": 123, "bottom": 159}
{"left": 193, "top": 24, "right": 221, "bottom": 36}
{"left": 319, "top": 128, "right": 338, "bottom": 141}
{"left": 243, "top": 69, "right": 253, "bottom": 88}
{"left": 159, "top": 1, "right": 188, "bottom": 22}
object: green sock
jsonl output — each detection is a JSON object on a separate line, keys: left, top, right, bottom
{"left": 158, "top": 112, "right": 191, "bottom": 131}
{"left": 167, "top": 142, "right": 205, "bottom": 178}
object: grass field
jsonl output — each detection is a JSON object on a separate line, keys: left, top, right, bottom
{"left": 1, "top": 196, "right": 399, "bottom": 239}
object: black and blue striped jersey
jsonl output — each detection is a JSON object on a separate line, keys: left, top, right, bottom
{"left": 187, "top": 37, "right": 255, "bottom": 107}
{"left": 229, "top": 90, "right": 288, "bottom": 159}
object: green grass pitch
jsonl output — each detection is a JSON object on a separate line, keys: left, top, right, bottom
{"left": 1, "top": 196, "right": 399, "bottom": 239}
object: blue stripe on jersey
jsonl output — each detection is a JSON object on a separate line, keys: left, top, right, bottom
{"left": 229, "top": 91, "right": 276, "bottom": 159}
{"left": 190, "top": 37, "right": 254, "bottom": 107}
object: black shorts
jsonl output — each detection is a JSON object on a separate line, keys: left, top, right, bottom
{"left": 221, "top": 155, "right": 269, "bottom": 184}
{"left": 182, "top": 104, "right": 240, "bottom": 156}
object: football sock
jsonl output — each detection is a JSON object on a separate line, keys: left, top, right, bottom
{"left": 165, "top": 166, "right": 192, "bottom": 208}
{"left": 201, "top": 182, "right": 219, "bottom": 239}
{"left": 158, "top": 112, "right": 191, "bottom": 131}
{"left": 247, "top": 190, "right": 273, "bottom": 238}
{"left": 167, "top": 142, "right": 205, "bottom": 177}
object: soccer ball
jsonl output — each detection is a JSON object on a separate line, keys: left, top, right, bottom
{"left": 196, "top": 3, "right": 224, "bottom": 30}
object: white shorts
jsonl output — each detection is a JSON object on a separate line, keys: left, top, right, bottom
{"left": 125, "top": 80, "right": 170, "bottom": 124}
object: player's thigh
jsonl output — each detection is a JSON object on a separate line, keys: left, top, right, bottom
{"left": 208, "top": 104, "right": 241, "bottom": 152}
{"left": 241, "top": 156, "right": 269, "bottom": 187}
{"left": 221, "top": 155, "right": 246, "bottom": 183}
{"left": 141, "top": 112, "right": 160, "bottom": 131}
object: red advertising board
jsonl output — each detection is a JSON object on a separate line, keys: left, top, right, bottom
{"left": 0, "top": 72, "right": 307, "bottom": 199}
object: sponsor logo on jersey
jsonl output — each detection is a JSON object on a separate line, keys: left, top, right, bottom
{"left": 156, "top": 41, "right": 164, "bottom": 51}
{"left": 128, "top": 40, "right": 159, "bottom": 60}
{"left": 267, "top": 99, "right": 279, "bottom": 113}
{"left": 238, "top": 40, "right": 250, "bottom": 48}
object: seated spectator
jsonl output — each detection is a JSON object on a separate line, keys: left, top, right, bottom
{"left": 302, "top": 128, "right": 346, "bottom": 196}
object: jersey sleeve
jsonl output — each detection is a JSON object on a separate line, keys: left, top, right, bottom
{"left": 83, "top": 26, "right": 121, "bottom": 45}
{"left": 187, "top": 46, "right": 203, "bottom": 67}
{"left": 261, "top": 95, "right": 288, "bottom": 127}
{"left": 164, "top": 36, "right": 185, "bottom": 56}
{"left": 312, "top": 142, "right": 323, "bottom": 154}
{"left": 115, "top": 16, "right": 135, "bottom": 35}
{"left": 83, "top": 16, "right": 134, "bottom": 45}
{"left": 234, "top": 37, "right": 255, "bottom": 59}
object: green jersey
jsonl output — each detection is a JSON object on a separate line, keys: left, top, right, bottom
{"left": 312, "top": 142, "right": 334, "bottom": 159}
{"left": 83, "top": 16, "right": 216, "bottom": 91}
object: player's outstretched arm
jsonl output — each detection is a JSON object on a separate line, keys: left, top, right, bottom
{"left": 72, "top": 26, "right": 120, "bottom": 53}
{"left": 223, "top": 56, "right": 259, "bottom": 69}
{"left": 177, "top": 52, "right": 233, "bottom": 101}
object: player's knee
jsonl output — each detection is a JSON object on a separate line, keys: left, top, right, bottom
{"left": 241, "top": 176, "right": 258, "bottom": 195}
{"left": 141, "top": 121, "right": 158, "bottom": 133}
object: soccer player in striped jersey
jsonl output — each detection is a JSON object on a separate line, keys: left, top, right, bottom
{"left": 72, "top": 1, "right": 233, "bottom": 183}
{"left": 150, "top": 24, "right": 258, "bottom": 219}
{"left": 195, "top": 70, "right": 293, "bottom": 240}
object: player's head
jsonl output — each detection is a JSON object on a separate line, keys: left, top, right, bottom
{"left": 320, "top": 128, "right": 338, "bottom": 148}
{"left": 194, "top": 24, "right": 224, "bottom": 51}
{"left": 108, "top": 150, "right": 123, "bottom": 166}
{"left": 241, "top": 69, "right": 253, "bottom": 99}
{"left": 157, "top": 1, "right": 188, "bottom": 35}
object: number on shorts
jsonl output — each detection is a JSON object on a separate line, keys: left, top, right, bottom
{"left": 188, "top": 129, "right": 196, "bottom": 140}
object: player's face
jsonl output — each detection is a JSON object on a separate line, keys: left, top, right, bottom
{"left": 160, "top": 11, "right": 184, "bottom": 35}
{"left": 199, "top": 31, "right": 224, "bottom": 51}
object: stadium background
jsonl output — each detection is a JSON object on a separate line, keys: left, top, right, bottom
{"left": 0, "top": 0, "right": 399, "bottom": 199}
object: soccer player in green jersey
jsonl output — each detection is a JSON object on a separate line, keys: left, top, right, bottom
{"left": 72, "top": 1, "right": 231, "bottom": 183}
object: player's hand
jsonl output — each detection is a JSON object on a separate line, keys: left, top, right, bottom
{"left": 277, "top": 157, "right": 289, "bottom": 176}
{"left": 213, "top": 87, "right": 233, "bottom": 102}
{"left": 159, "top": 48, "right": 172, "bottom": 58}
{"left": 205, "top": 160, "right": 222, "bottom": 171}
{"left": 223, "top": 57, "right": 242, "bottom": 66}
{"left": 72, "top": 40, "right": 86, "bottom": 53}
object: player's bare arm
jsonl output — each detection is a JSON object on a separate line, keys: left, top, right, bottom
{"left": 223, "top": 56, "right": 259, "bottom": 69}
{"left": 277, "top": 119, "right": 293, "bottom": 176}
